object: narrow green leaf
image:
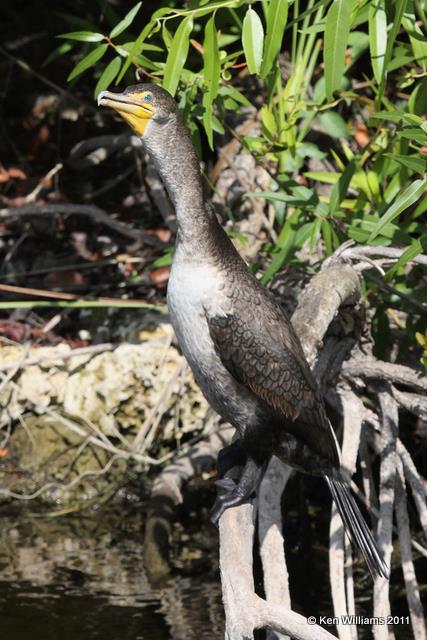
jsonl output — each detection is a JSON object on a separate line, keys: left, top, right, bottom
{"left": 43, "top": 43, "right": 73, "bottom": 67}
{"left": 386, "top": 154, "right": 427, "bottom": 174}
{"left": 202, "top": 16, "right": 220, "bottom": 149}
{"left": 402, "top": 11, "right": 427, "bottom": 69}
{"left": 397, "top": 128, "right": 427, "bottom": 144}
{"left": 318, "top": 111, "right": 349, "bottom": 138}
{"left": 162, "top": 23, "right": 173, "bottom": 49}
{"left": 203, "top": 16, "right": 220, "bottom": 101}
{"left": 369, "top": 0, "right": 387, "bottom": 84}
{"left": 324, "top": 0, "right": 352, "bottom": 100}
{"left": 203, "top": 94, "right": 214, "bottom": 149}
{"left": 110, "top": 2, "right": 142, "bottom": 39}
{"left": 368, "top": 178, "right": 427, "bottom": 241}
{"left": 67, "top": 44, "right": 108, "bottom": 81}
{"left": 329, "top": 160, "right": 355, "bottom": 214}
{"left": 94, "top": 56, "right": 122, "bottom": 97}
{"left": 218, "top": 84, "right": 252, "bottom": 107}
{"left": 260, "top": 0, "right": 288, "bottom": 78}
{"left": 242, "top": 7, "right": 264, "bottom": 74}
{"left": 163, "top": 16, "right": 193, "bottom": 96}
{"left": 58, "top": 31, "right": 104, "bottom": 42}
{"left": 321, "top": 219, "right": 333, "bottom": 255}
{"left": 116, "top": 22, "right": 154, "bottom": 83}
{"left": 384, "top": 237, "right": 425, "bottom": 281}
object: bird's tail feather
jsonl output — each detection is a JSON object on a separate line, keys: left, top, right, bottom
{"left": 325, "top": 475, "right": 389, "bottom": 579}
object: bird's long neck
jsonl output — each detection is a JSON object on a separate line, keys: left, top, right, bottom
{"left": 142, "top": 115, "right": 214, "bottom": 245}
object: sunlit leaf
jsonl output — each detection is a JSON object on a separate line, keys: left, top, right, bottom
{"left": 218, "top": 85, "right": 252, "bottom": 107}
{"left": 242, "top": 7, "right": 264, "bottom": 74}
{"left": 324, "top": 0, "right": 351, "bottom": 100}
{"left": 94, "top": 56, "right": 122, "bottom": 97}
{"left": 386, "top": 154, "right": 427, "bottom": 174}
{"left": 202, "top": 16, "right": 220, "bottom": 148}
{"left": 203, "top": 16, "right": 220, "bottom": 101}
{"left": 110, "top": 2, "right": 142, "bottom": 39}
{"left": 163, "top": 16, "right": 193, "bottom": 96}
{"left": 384, "top": 237, "right": 426, "bottom": 281}
{"left": 369, "top": 0, "right": 387, "bottom": 83}
{"left": 402, "top": 10, "right": 427, "bottom": 69}
{"left": 116, "top": 22, "right": 154, "bottom": 83}
{"left": 368, "top": 178, "right": 427, "bottom": 241}
{"left": 329, "top": 160, "right": 355, "bottom": 214}
{"left": 58, "top": 31, "right": 104, "bottom": 42}
{"left": 260, "top": 0, "right": 288, "bottom": 78}
{"left": 318, "top": 111, "right": 349, "bottom": 138}
{"left": 67, "top": 44, "right": 108, "bottom": 81}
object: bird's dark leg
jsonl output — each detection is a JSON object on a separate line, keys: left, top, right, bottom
{"left": 210, "top": 446, "right": 266, "bottom": 525}
{"left": 216, "top": 439, "right": 247, "bottom": 480}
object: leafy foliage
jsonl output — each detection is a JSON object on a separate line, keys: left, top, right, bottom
{"left": 56, "top": 0, "right": 427, "bottom": 357}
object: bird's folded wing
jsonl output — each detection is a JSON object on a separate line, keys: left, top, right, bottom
{"left": 206, "top": 307, "right": 340, "bottom": 467}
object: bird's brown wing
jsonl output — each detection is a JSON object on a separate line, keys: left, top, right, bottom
{"left": 206, "top": 298, "right": 340, "bottom": 468}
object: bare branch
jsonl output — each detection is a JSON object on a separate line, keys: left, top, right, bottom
{"left": 219, "top": 505, "right": 336, "bottom": 640}
{"left": 258, "top": 457, "right": 292, "bottom": 640}
{"left": 342, "top": 359, "right": 427, "bottom": 394}
{"left": 392, "top": 387, "right": 427, "bottom": 420}
{"left": 0, "top": 343, "right": 114, "bottom": 373}
{"left": 329, "top": 501, "right": 350, "bottom": 640}
{"left": 329, "top": 389, "right": 361, "bottom": 640}
{"left": 395, "top": 460, "right": 426, "bottom": 640}
{"left": 325, "top": 242, "right": 427, "bottom": 268}
{"left": 373, "top": 389, "right": 398, "bottom": 640}
{"left": 0, "top": 203, "right": 145, "bottom": 242}
{"left": 397, "top": 440, "right": 427, "bottom": 540}
{"left": 291, "top": 265, "right": 360, "bottom": 366}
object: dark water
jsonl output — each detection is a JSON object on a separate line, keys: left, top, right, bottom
{"left": 0, "top": 503, "right": 224, "bottom": 640}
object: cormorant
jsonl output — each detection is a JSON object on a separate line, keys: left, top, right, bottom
{"left": 98, "top": 84, "right": 389, "bottom": 579}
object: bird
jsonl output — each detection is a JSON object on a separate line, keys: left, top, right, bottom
{"left": 98, "top": 83, "right": 389, "bottom": 579}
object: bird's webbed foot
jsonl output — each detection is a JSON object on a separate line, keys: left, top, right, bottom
{"left": 210, "top": 450, "right": 266, "bottom": 526}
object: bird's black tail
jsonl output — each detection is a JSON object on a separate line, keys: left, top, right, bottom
{"left": 325, "top": 475, "right": 389, "bottom": 579}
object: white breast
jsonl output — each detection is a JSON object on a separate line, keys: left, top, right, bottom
{"left": 167, "top": 256, "right": 265, "bottom": 429}
{"left": 167, "top": 260, "right": 221, "bottom": 365}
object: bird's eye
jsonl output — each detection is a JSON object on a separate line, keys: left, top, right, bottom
{"left": 144, "top": 93, "right": 153, "bottom": 103}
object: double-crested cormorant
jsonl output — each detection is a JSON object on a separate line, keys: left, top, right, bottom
{"left": 98, "top": 84, "right": 388, "bottom": 579}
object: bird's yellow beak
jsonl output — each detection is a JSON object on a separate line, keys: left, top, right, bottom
{"left": 97, "top": 90, "right": 155, "bottom": 136}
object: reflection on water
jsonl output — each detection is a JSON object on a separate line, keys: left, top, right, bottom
{"left": 0, "top": 502, "right": 223, "bottom": 640}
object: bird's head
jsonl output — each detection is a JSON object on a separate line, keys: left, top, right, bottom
{"left": 97, "top": 83, "right": 177, "bottom": 137}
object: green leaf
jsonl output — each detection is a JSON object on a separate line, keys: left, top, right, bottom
{"left": 203, "top": 16, "right": 220, "bottom": 101}
{"left": 116, "top": 21, "right": 154, "bottom": 83}
{"left": 94, "top": 56, "right": 122, "bottom": 97}
{"left": 324, "top": 0, "right": 352, "bottom": 100}
{"left": 260, "top": 0, "right": 288, "bottom": 78}
{"left": 368, "top": 178, "right": 427, "bottom": 241}
{"left": 318, "top": 111, "right": 349, "bottom": 138}
{"left": 329, "top": 160, "right": 355, "bottom": 214}
{"left": 397, "top": 127, "right": 427, "bottom": 144}
{"left": 242, "top": 7, "right": 264, "bottom": 74}
{"left": 384, "top": 237, "right": 426, "bottom": 281}
{"left": 67, "top": 44, "right": 108, "bottom": 81}
{"left": 218, "top": 85, "right": 252, "bottom": 107}
{"left": 58, "top": 31, "right": 104, "bottom": 42}
{"left": 163, "top": 16, "right": 193, "bottom": 96}
{"left": 202, "top": 16, "right": 220, "bottom": 149}
{"left": 110, "top": 2, "right": 142, "bottom": 39}
{"left": 43, "top": 42, "right": 73, "bottom": 67}
{"left": 386, "top": 154, "right": 427, "bottom": 174}
{"left": 402, "top": 11, "right": 427, "bottom": 68}
{"left": 369, "top": 0, "right": 387, "bottom": 84}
